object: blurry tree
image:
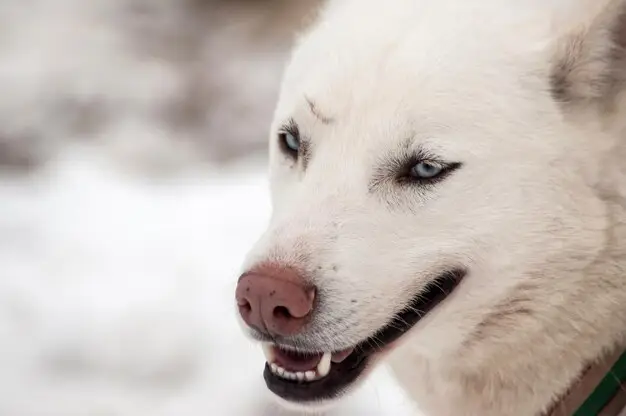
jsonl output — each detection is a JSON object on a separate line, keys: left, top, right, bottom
{"left": 0, "top": 0, "right": 321, "bottom": 172}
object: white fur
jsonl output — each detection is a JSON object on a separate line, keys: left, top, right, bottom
{"left": 241, "top": 0, "right": 626, "bottom": 415}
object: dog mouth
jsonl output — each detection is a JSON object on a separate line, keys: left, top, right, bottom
{"left": 261, "top": 269, "right": 466, "bottom": 403}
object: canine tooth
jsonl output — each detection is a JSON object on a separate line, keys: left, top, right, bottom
{"left": 277, "top": 367, "right": 285, "bottom": 376}
{"left": 305, "top": 371, "right": 316, "bottom": 381}
{"left": 296, "top": 372, "right": 305, "bottom": 381}
{"left": 317, "top": 352, "right": 332, "bottom": 378}
{"left": 270, "top": 363, "right": 278, "bottom": 373}
{"left": 262, "top": 344, "right": 276, "bottom": 363}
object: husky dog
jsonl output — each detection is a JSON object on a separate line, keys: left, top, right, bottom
{"left": 235, "top": 0, "right": 626, "bottom": 414}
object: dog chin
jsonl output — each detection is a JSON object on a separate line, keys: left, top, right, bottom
{"left": 269, "top": 391, "right": 344, "bottom": 414}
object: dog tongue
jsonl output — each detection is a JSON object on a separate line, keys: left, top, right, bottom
{"left": 273, "top": 348, "right": 324, "bottom": 372}
{"left": 272, "top": 347, "right": 355, "bottom": 372}
{"left": 331, "top": 348, "right": 354, "bottom": 363}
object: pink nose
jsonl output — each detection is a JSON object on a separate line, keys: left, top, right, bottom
{"left": 235, "top": 265, "right": 316, "bottom": 337}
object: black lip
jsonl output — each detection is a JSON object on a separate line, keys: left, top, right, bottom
{"left": 263, "top": 269, "right": 466, "bottom": 403}
{"left": 264, "top": 350, "right": 368, "bottom": 402}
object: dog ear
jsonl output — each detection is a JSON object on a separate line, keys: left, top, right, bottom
{"left": 550, "top": 0, "right": 626, "bottom": 107}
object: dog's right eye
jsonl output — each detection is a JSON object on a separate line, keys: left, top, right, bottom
{"left": 280, "top": 132, "right": 300, "bottom": 154}
{"left": 277, "top": 121, "right": 301, "bottom": 160}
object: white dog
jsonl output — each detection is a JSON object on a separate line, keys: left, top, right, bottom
{"left": 235, "top": 0, "right": 626, "bottom": 414}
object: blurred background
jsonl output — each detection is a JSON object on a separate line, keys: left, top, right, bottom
{"left": 0, "top": 0, "right": 416, "bottom": 414}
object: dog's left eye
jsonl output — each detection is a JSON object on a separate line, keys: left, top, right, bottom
{"left": 410, "top": 161, "right": 444, "bottom": 179}
{"left": 396, "top": 158, "right": 461, "bottom": 185}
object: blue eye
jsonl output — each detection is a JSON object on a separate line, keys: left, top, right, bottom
{"left": 279, "top": 131, "right": 300, "bottom": 155}
{"left": 284, "top": 132, "right": 300, "bottom": 151}
{"left": 410, "top": 161, "right": 444, "bottom": 179}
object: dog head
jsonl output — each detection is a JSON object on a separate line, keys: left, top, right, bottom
{"left": 235, "top": 0, "right": 626, "bottom": 410}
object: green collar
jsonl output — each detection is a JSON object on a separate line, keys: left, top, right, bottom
{"left": 574, "top": 348, "right": 626, "bottom": 416}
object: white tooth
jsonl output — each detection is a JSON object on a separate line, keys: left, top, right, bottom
{"left": 262, "top": 344, "right": 275, "bottom": 363}
{"left": 288, "top": 372, "right": 297, "bottom": 380}
{"left": 270, "top": 363, "right": 278, "bottom": 373}
{"left": 296, "top": 372, "right": 305, "bottom": 381}
{"left": 317, "top": 352, "right": 332, "bottom": 378}
{"left": 277, "top": 367, "right": 285, "bottom": 376}
{"left": 305, "top": 371, "right": 316, "bottom": 381}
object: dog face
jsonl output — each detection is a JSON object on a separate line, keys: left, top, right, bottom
{"left": 236, "top": 0, "right": 626, "bottom": 410}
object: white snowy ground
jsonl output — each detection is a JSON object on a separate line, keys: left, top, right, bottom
{"left": 0, "top": 147, "right": 417, "bottom": 416}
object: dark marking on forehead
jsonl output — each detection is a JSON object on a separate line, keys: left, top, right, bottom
{"left": 305, "top": 97, "right": 334, "bottom": 125}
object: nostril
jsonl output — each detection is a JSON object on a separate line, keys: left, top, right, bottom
{"left": 238, "top": 299, "right": 252, "bottom": 314}
{"left": 273, "top": 306, "right": 293, "bottom": 320}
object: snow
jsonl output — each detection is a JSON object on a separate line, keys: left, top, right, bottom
{"left": 0, "top": 147, "right": 416, "bottom": 415}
